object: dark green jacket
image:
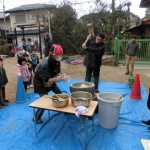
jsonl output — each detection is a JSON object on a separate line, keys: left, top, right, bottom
{"left": 0, "top": 67, "right": 8, "bottom": 88}
{"left": 126, "top": 42, "right": 139, "bottom": 56}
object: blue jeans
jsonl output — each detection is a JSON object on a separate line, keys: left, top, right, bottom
{"left": 85, "top": 67, "right": 100, "bottom": 90}
{"left": 34, "top": 84, "right": 61, "bottom": 120}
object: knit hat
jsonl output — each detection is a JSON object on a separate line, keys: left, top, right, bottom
{"left": 16, "top": 45, "right": 23, "bottom": 50}
{"left": 44, "top": 32, "right": 50, "bottom": 38}
{"left": 52, "top": 44, "right": 63, "bottom": 55}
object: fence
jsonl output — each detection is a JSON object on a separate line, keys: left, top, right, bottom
{"left": 114, "top": 38, "right": 150, "bottom": 64}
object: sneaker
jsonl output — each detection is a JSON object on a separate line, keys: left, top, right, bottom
{"left": 30, "top": 84, "right": 33, "bottom": 88}
{"left": 27, "top": 85, "right": 30, "bottom": 89}
{"left": 32, "top": 117, "right": 43, "bottom": 124}
{"left": 125, "top": 71, "right": 129, "bottom": 75}
{"left": 3, "top": 99, "right": 9, "bottom": 103}
{"left": 141, "top": 120, "right": 150, "bottom": 126}
{"left": 0, "top": 101, "right": 8, "bottom": 106}
{"left": 94, "top": 89, "right": 100, "bottom": 93}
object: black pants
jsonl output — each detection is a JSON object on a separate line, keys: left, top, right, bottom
{"left": 34, "top": 84, "right": 62, "bottom": 120}
{"left": 28, "top": 69, "right": 33, "bottom": 86}
{"left": 1, "top": 86, "right": 6, "bottom": 100}
{"left": 0, "top": 88, "right": 2, "bottom": 102}
{"left": 32, "top": 64, "right": 37, "bottom": 73}
{"left": 23, "top": 81, "right": 28, "bottom": 92}
{"left": 85, "top": 67, "right": 100, "bottom": 90}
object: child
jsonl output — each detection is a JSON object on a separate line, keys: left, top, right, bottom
{"left": 17, "top": 57, "right": 31, "bottom": 91}
{"left": 0, "top": 58, "right": 8, "bottom": 106}
{"left": 30, "top": 50, "right": 39, "bottom": 73}
{"left": 23, "top": 53, "right": 33, "bottom": 88}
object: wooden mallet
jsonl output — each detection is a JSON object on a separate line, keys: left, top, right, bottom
{"left": 87, "top": 23, "right": 95, "bottom": 37}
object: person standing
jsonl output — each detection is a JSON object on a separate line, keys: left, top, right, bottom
{"left": 26, "top": 38, "right": 32, "bottom": 54}
{"left": 0, "top": 58, "right": 9, "bottom": 106}
{"left": 15, "top": 45, "right": 30, "bottom": 59}
{"left": 23, "top": 53, "right": 33, "bottom": 88}
{"left": 30, "top": 50, "right": 39, "bottom": 73}
{"left": 33, "top": 44, "right": 69, "bottom": 124}
{"left": 17, "top": 57, "right": 31, "bottom": 91}
{"left": 82, "top": 33, "right": 105, "bottom": 93}
{"left": 125, "top": 35, "right": 139, "bottom": 75}
{"left": 44, "top": 32, "right": 53, "bottom": 57}
{"left": 34, "top": 41, "right": 39, "bottom": 52}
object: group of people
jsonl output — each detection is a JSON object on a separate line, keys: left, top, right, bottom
{"left": 33, "top": 32, "right": 106, "bottom": 123}
{"left": 0, "top": 31, "right": 145, "bottom": 126}
{"left": 16, "top": 45, "right": 39, "bottom": 91}
{"left": 22, "top": 38, "right": 40, "bottom": 53}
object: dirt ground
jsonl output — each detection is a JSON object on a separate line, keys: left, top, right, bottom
{"left": 3, "top": 55, "right": 150, "bottom": 103}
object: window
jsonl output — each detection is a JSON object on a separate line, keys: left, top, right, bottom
{"left": 15, "top": 13, "right": 26, "bottom": 24}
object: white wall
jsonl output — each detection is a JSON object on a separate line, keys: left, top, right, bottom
{"left": 9, "top": 9, "right": 50, "bottom": 46}
{"left": 10, "top": 9, "right": 49, "bottom": 31}
{"left": 0, "top": 18, "right": 11, "bottom": 30}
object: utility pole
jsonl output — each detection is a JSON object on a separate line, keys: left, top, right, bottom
{"left": 48, "top": 10, "right": 52, "bottom": 39}
{"left": 3, "top": 0, "right": 7, "bottom": 36}
{"left": 111, "top": 0, "right": 115, "bottom": 39}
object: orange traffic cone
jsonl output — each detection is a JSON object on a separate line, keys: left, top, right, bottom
{"left": 129, "top": 74, "right": 142, "bottom": 100}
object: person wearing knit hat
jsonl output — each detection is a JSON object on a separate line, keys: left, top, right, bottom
{"left": 33, "top": 44, "right": 69, "bottom": 124}
{"left": 44, "top": 32, "right": 53, "bottom": 57}
{"left": 15, "top": 44, "right": 30, "bottom": 60}
{"left": 82, "top": 33, "right": 105, "bottom": 93}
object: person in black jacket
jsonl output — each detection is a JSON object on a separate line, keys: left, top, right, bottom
{"left": 0, "top": 58, "right": 8, "bottom": 106}
{"left": 82, "top": 33, "right": 105, "bottom": 93}
{"left": 44, "top": 32, "right": 53, "bottom": 57}
{"left": 33, "top": 44, "right": 69, "bottom": 124}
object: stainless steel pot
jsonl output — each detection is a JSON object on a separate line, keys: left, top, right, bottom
{"left": 52, "top": 94, "right": 70, "bottom": 108}
{"left": 70, "top": 91, "right": 92, "bottom": 107}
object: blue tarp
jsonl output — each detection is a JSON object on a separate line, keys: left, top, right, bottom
{"left": 0, "top": 78, "right": 150, "bottom": 150}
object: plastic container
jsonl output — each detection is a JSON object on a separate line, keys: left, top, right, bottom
{"left": 97, "top": 92, "right": 123, "bottom": 129}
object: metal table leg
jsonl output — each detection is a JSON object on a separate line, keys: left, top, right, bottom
{"left": 33, "top": 109, "right": 51, "bottom": 137}
{"left": 33, "top": 108, "right": 38, "bottom": 137}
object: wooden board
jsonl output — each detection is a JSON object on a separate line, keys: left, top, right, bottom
{"left": 29, "top": 95, "right": 98, "bottom": 117}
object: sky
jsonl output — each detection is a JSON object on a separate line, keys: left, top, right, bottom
{"left": 0, "top": 0, "right": 146, "bottom": 19}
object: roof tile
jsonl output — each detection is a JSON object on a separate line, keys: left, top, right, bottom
{"left": 5, "top": 3, "right": 55, "bottom": 13}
